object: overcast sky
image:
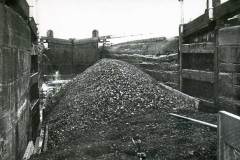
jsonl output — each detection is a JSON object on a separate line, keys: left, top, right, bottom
{"left": 29, "top": 0, "right": 211, "bottom": 40}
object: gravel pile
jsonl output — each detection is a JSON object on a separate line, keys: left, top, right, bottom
{"left": 31, "top": 59, "right": 217, "bottom": 160}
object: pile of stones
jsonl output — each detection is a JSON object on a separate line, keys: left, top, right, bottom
{"left": 31, "top": 59, "right": 217, "bottom": 160}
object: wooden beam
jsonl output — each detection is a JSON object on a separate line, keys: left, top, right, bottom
{"left": 183, "top": 0, "right": 240, "bottom": 38}
{"left": 182, "top": 69, "right": 214, "bottom": 83}
{"left": 182, "top": 42, "right": 215, "bottom": 54}
{"left": 183, "top": 13, "right": 211, "bottom": 38}
{"left": 214, "top": 0, "right": 240, "bottom": 21}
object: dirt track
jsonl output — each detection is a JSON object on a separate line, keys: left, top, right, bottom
{"left": 31, "top": 59, "right": 217, "bottom": 160}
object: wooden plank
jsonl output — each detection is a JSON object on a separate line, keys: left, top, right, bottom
{"left": 214, "top": 0, "right": 240, "bottom": 21}
{"left": 182, "top": 42, "right": 215, "bottom": 54}
{"left": 182, "top": 69, "right": 214, "bottom": 83}
{"left": 183, "top": 13, "right": 211, "bottom": 38}
{"left": 218, "top": 111, "right": 240, "bottom": 160}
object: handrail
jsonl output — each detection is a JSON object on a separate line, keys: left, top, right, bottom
{"left": 169, "top": 113, "right": 217, "bottom": 129}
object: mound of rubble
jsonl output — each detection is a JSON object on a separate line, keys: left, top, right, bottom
{"left": 31, "top": 59, "right": 217, "bottom": 160}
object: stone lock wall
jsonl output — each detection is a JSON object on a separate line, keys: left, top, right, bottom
{"left": 0, "top": 3, "right": 32, "bottom": 160}
{"left": 42, "top": 37, "right": 99, "bottom": 77}
{"left": 218, "top": 26, "right": 240, "bottom": 113}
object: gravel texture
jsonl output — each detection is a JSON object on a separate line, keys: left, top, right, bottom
{"left": 31, "top": 59, "right": 217, "bottom": 160}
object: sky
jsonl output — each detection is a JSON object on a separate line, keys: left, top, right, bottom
{"left": 28, "top": 0, "right": 213, "bottom": 41}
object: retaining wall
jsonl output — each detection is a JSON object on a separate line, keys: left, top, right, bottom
{"left": 0, "top": 2, "right": 32, "bottom": 160}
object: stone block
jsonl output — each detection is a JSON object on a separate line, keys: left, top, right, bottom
{"left": 16, "top": 108, "right": 29, "bottom": 158}
{"left": 218, "top": 73, "right": 234, "bottom": 98}
{"left": 7, "top": 7, "right": 31, "bottom": 49}
{"left": 219, "top": 63, "right": 240, "bottom": 73}
{"left": 17, "top": 49, "right": 24, "bottom": 77}
{"left": 182, "top": 78, "right": 214, "bottom": 100}
{"left": 0, "top": 4, "right": 5, "bottom": 46}
{"left": 0, "top": 48, "right": 3, "bottom": 84}
{"left": 17, "top": 75, "right": 29, "bottom": 104}
{"left": 233, "top": 73, "right": 240, "bottom": 85}
{"left": 0, "top": 127, "right": 14, "bottom": 160}
{"left": 0, "top": 84, "right": 10, "bottom": 112}
{"left": 218, "top": 97, "right": 240, "bottom": 115}
{"left": 23, "top": 51, "right": 30, "bottom": 73}
{"left": 218, "top": 73, "right": 240, "bottom": 100}
{"left": 1, "top": 48, "right": 15, "bottom": 83}
{"left": 234, "top": 85, "right": 240, "bottom": 100}
{"left": 6, "top": 0, "right": 29, "bottom": 20}
{"left": 0, "top": 112, "right": 11, "bottom": 135}
{"left": 7, "top": 128, "right": 16, "bottom": 160}
{"left": 219, "top": 26, "right": 240, "bottom": 45}
{"left": 0, "top": 47, "right": 18, "bottom": 83}
{"left": 219, "top": 46, "right": 240, "bottom": 64}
